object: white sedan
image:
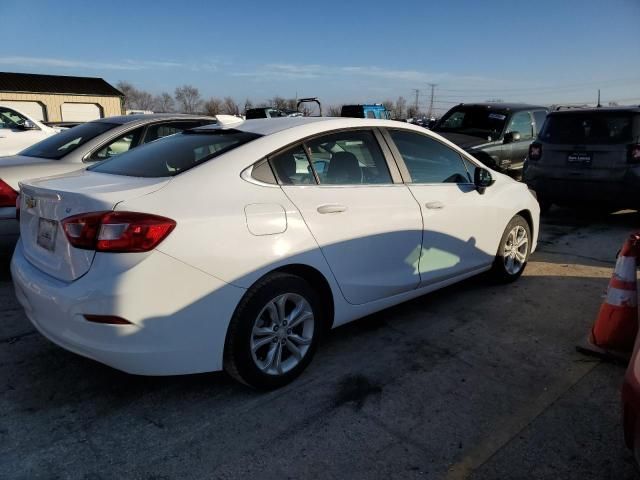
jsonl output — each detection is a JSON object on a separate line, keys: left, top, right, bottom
{"left": 11, "top": 116, "right": 539, "bottom": 389}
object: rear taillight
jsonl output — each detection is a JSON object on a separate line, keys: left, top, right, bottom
{"left": 62, "top": 211, "right": 176, "bottom": 252}
{"left": 0, "top": 180, "right": 18, "bottom": 208}
{"left": 528, "top": 143, "right": 542, "bottom": 161}
{"left": 628, "top": 144, "right": 640, "bottom": 164}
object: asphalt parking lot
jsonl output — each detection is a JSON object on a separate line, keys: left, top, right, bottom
{"left": 1, "top": 209, "right": 640, "bottom": 480}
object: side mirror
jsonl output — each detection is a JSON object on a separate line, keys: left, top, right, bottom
{"left": 474, "top": 167, "right": 494, "bottom": 194}
{"left": 503, "top": 131, "right": 521, "bottom": 144}
{"left": 19, "top": 120, "right": 37, "bottom": 130}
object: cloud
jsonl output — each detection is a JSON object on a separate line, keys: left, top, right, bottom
{"left": 0, "top": 56, "right": 183, "bottom": 71}
{"left": 231, "top": 63, "right": 491, "bottom": 85}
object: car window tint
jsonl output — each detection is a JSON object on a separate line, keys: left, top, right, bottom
{"left": 305, "top": 130, "right": 391, "bottom": 185}
{"left": 0, "top": 107, "right": 28, "bottom": 129}
{"left": 89, "top": 129, "right": 261, "bottom": 177}
{"left": 389, "top": 130, "right": 471, "bottom": 184}
{"left": 540, "top": 113, "right": 635, "bottom": 144}
{"left": 88, "top": 127, "right": 144, "bottom": 161}
{"left": 507, "top": 112, "right": 533, "bottom": 139}
{"left": 143, "top": 121, "right": 212, "bottom": 144}
{"left": 533, "top": 110, "right": 548, "bottom": 135}
{"left": 251, "top": 159, "right": 277, "bottom": 184}
{"left": 20, "top": 122, "right": 117, "bottom": 159}
{"left": 269, "top": 145, "right": 316, "bottom": 185}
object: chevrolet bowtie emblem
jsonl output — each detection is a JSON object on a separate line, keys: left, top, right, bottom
{"left": 25, "top": 196, "right": 37, "bottom": 209}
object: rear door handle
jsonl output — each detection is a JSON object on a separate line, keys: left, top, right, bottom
{"left": 425, "top": 201, "right": 444, "bottom": 210}
{"left": 317, "top": 204, "right": 348, "bottom": 214}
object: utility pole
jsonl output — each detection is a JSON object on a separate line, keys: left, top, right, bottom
{"left": 597, "top": 89, "right": 601, "bottom": 108}
{"left": 412, "top": 89, "right": 420, "bottom": 116}
{"left": 427, "top": 83, "right": 437, "bottom": 119}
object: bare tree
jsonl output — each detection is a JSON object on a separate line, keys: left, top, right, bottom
{"left": 117, "top": 81, "right": 153, "bottom": 110}
{"left": 153, "top": 92, "right": 175, "bottom": 113}
{"left": 175, "top": 85, "right": 203, "bottom": 113}
{"left": 382, "top": 99, "right": 394, "bottom": 115}
{"left": 203, "top": 97, "right": 223, "bottom": 116}
{"left": 285, "top": 98, "right": 297, "bottom": 111}
{"left": 244, "top": 99, "right": 254, "bottom": 112}
{"left": 327, "top": 105, "right": 342, "bottom": 116}
{"left": 135, "top": 91, "right": 155, "bottom": 111}
{"left": 394, "top": 96, "right": 407, "bottom": 119}
{"left": 407, "top": 105, "right": 418, "bottom": 119}
{"left": 222, "top": 97, "right": 240, "bottom": 115}
{"left": 116, "top": 81, "right": 137, "bottom": 110}
{"left": 272, "top": 96, "right": 287, "bottom": 110}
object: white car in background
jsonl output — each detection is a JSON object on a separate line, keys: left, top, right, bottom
{"left": 11, "top": 116, "right": 539, "bottom": 389}
{"left": 0, "top": 113, "right": 216, "bottom": 223}
{"left": 0, "top": 104, "right": 62, "bottom": 157}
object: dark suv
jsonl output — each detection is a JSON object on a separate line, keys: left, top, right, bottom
{"left": 433, "top": 103, "right": 548, "bottom": 174}
{"left": 524, "top": 106, "right": 640, "bottom": 212}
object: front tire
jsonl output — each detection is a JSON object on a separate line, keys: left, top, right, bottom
{"left": 490, "top": 215, "right": 531, "bottom": 283}
{"left": 224, "top": 272, "right": 322, "bottom": 389}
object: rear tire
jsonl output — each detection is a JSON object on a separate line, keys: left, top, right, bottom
{"left": 224, "top": 272, "right": 322, "bottom": 389}
{"left": 490, "top": 215, "right": 531, "bottom": 283}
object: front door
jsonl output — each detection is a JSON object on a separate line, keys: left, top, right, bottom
{"left": 504, "top": 111, "right": 534, "bottom": 171}
{"left": 270, "top": 129, "right": 423, "bottom": 305}
{"left": 385, "top": 129, "right": 495, "bottom": 286}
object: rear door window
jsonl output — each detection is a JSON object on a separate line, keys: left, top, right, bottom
{"left": 540, "top": 113, "right": 634, "bottom": 144}
{"left": 305, "top": 130, "right": 392, "bottom": 185}
{"left": 88, "top": 127, "right": 144, "bottom": 161}
{"left": 89, "top": 129, "right": 261, "bottom": 177}
{"left": 269, "top": 145, "right": 316, "bottom": 185}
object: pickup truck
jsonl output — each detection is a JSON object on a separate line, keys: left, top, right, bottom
{"left": 0, "top": 104, "right": 62, "bottom": 157}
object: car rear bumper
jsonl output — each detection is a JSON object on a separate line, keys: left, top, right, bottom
{"left": 10, "top": 241, "right": 245, "bottom": 375}
{"left": 526, "top": 175, "right": 640, "bottom": 207}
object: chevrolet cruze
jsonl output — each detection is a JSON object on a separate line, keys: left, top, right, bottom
{"left": 11, "top": 116, "right": 539, "bottom": 389}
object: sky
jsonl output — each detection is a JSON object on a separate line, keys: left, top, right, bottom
{"left": 1, "top": 0, "right": 639, "bottom": 114}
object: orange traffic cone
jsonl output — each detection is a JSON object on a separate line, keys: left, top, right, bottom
{"left": 576, "top": 233, "right": 640, "bottom": 364}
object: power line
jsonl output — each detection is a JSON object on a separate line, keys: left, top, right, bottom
{"left": 437, "top": 77, "right": 640, "bottom": 94}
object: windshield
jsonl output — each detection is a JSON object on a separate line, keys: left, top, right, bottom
{"left": 20, "top": 122, "right": 117, "bottom": 159}
{"left": 89, "top": 129, "right": 261, "bottom": 177}
{"left": 0, "top": 107, "right": 29, "bottom": 128}
{"left": 435, "top": 107, "right": 507, "bottom": 139}
{"left": 539, "top": 112, "right": 636, "bottom": 145}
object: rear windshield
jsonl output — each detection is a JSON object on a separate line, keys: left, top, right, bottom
{"left": 341, "top": 105, "right": 364, "bottom": 118}
{"left": 540, "top": 112, "right": 635, "bottom": 145}
{"left": 20, "top": 122, "right": 117, "bottom": 159}
{"left": 89, "top": 129, "right": 261, "bottom": 177}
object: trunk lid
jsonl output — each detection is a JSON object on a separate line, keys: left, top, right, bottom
{"left": 19, "top": 170, "right": 170, "bottom": 282}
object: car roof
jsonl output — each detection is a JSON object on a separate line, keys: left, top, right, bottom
{"left": 549, "top": 106, "right": 640, "bottom": 115}
{"left": 95, "top": 113, "right": 216, "bottom": 125}
{"left": 195, "top": 116, "right": 338, "bottom": 136}
{"left": 452, "top": 102, "right": 548, "bottom": 111}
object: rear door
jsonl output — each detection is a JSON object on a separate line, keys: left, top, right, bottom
{"left": 270, "top": 129, "right": 423, "bottom": 305}
{"left": 383, "top": 129, "right": 495, "bottom": 285}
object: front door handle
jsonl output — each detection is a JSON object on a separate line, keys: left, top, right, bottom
{"left": 317, "top": 204, "right": 348, "bottom": 214}
{"left": 425, "top": 201, "right": 444, "bottom": 210}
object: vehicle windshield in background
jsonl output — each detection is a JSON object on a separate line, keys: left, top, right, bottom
{"left": 89, "top": 129, "right": 261, "bottom": 177}
{"left": 539, "top": 113, "right": 635, "bottom": 144}
{"left": 20, "top": 122, "right": 117, "bottom": 159}
{"left": 435, "top": 107, "right": 507, "bottom": 139}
